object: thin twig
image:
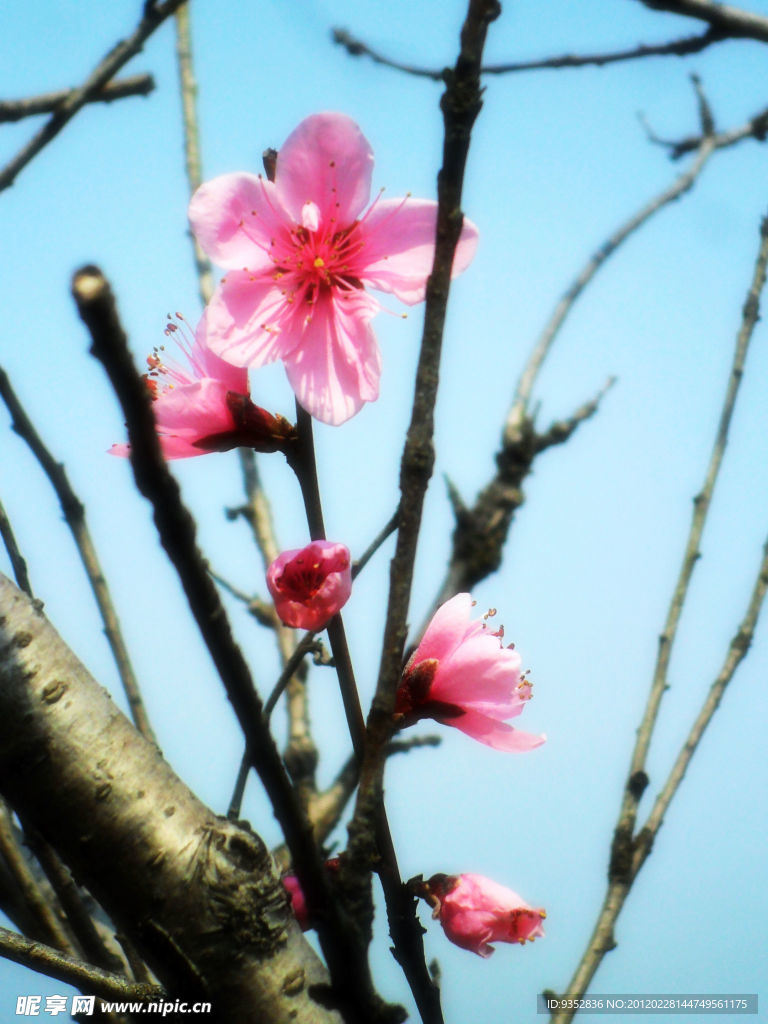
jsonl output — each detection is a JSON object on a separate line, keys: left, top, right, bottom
{"left": 174, "top": 5, "right": 214, "bottom": 306}
{"left": 20, "top": 822, "right": 126, "bottom": 974}
{"left": 0, "top": 0, "right": 187, "bottom": 192}
{"left": 429, "top": 377, "right": 615, "bottom": 617}
{"left": 0, "top": 367, "right": 156, "bottom": 744}
{"left": 352, "top": 507, "right": 400, "bottom": 580}
{"left": 509, "top": 83, "right": 768, "bottom": 435}
{"left": 0, "top": 803, "right": 74, "bottom": 953}
{"left": 638, "top": 536, "right": 768, "bottom": 852}
{"left": 0, "top": 74, "right": 154, "bottom": 124}
{"left": 0, "top": 924, "right": 163, "bottom": 1003}
{"left": 550, "top": 212, "right": 768, "bottom": 1022}
{"left": 0, "top": 498, "right": 33, "bottom": 597}
{"left": 73, "top": 266, "right": 384, "bottom": 1024}
{"left": 332, "top": 25, "right": 725, "bottom": 79}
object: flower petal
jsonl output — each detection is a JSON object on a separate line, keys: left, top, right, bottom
{"left": 360, "top": 198, "right": 479, "bottom": 304}
{"left": 189, "top": 172, "right": 290, "bottom": 270}
{"left": 283, "top": 290, "right": 381, "bottom": 425}
{"left": 276, "top": 113, "right": 374, "bottom": 226}
{"left": 409, "top": 593, "right": 475, "bottom": 667}
{"left": 431, "top": 633, "right": 524, "bottom": 717}
{"left": 437, "top": 708, "right": 546, "bottom": 752}
{"left": 202, "top": 272, "right": 303, "bottom": 369}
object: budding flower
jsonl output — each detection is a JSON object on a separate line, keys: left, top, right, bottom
{"left": 266, "top": 540, "right": 352, "bottom": 630}
{"left": 414, "top": 872, "right": 546, "bottom": 958}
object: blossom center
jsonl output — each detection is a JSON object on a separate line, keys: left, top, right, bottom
{"left": 273, "top": 223, "right": 364, "bottom": 303}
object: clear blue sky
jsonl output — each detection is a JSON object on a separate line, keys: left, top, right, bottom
{"left": 1, "top": 1, "right": 767, "bottom": 1019}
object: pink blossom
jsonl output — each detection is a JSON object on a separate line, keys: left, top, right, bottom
{"left": 420, "top": 873, "right": 546, "bottom": 957}
{"left": 188, "top": 112, "right": 479, "bottom": 425}
{"left": 267, "top": 540, "right": 352, "bottom": 630}
{"left": 394, "top": 593, "right": 545, "bottom": 752}
{"left": 110, "top": 314, "right": 295, "bottom": 459}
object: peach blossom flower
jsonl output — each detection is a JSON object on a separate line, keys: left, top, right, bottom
{"left": 419, "top": 873, "right": 546, "bottom": 957}
{"left": 395, "top": 593, "right": 545, "bottom": 752}
{"left": 267, "top": 540, "right": 352, "bottom": 630}
{"left": 189, "top": 112, "right": 478, "bottom": 425}
{"left": 110, "top": 314, "right": 294, "bottom": 459}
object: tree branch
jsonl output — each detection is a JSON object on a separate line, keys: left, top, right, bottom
{"left": 0, "top": 925, "right": 162, "bottom": 1004}
{"left": 332, "top": 25, "right": 726, "bottom": 78}
{"left": 0, "top": 573, "right": 343, "bottom": 1022}
{"left": 636, "top": 0, "right": 768, "bottom": 45}
{"left": 0, "top": 497, "right": 33, "bottom": 597}
{"left": 0, "top": 0, "right": 187, "bottom": 192}
{"left": 0, "top": 75, "right": 154, "bottom": 124}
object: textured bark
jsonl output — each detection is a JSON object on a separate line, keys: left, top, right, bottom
{"left": 0, "top": 573, "right": 341, "bottom": 1024}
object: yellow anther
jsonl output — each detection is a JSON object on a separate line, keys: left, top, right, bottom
{"left": 313, "top": 257, "right": 325, "bottom": 268}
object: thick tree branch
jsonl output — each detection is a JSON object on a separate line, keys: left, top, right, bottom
{"left": 0, "top": 75, "right": 154, "bottom": 124}
{"left": 0, "top": 367, "right": 156, "bottom": 744}
{"left": 333, "top": 25, "right": 725, "bottom": 78}
{"left": 0, "top": 574, "right": 341, "bottom": 1023}
{"left": 0, "top": 0, "right": 187, "bottom": 192}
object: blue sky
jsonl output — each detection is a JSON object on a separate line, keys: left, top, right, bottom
{"left": 1, "top": 1, "right": 767, "bottom": 1019}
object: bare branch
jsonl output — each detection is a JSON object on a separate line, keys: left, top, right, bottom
{"left": 173, "top": 5, "right": 214, "bottom": 306}
{"left": 0, "top": 925, "right": 163, "bottom": 1003}
{"left": 0, "top": 574, "right": 343, "bottom": 1022}
{"left": 429, "top": 378, "right": 614, "bottom": 617}
{"left": 0, "top": 0, "right": 187, "bottom": 192}
{"left": 0, "top": 367, "right": 156, "bottom": 744}
{"left": 352, "top": 5, "right": 500, "bottom": 1022}
{"left": 638, "top": 536, "right": 768, "bottom": 856}
{"left": 0, "top": 497, "right": 33, "bottom": 597}
{"left": 0, "top": 802, "right": 74, "bottom": 953}
{"left": 636, "top": 0, "right": 768, "bottom": 45}
{"left": 0, "top": 74, "right": 154, "bottom": 124}
{"left": 333, "top": 25, "right": 726, "bottom": 78}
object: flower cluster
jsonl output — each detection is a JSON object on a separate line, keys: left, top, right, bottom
{"left": 113, "top": 112, "right": 547, "bottom": 963}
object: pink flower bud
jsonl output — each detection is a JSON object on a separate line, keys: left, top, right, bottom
{"left": 419, "top": 873, "right": 546, "bottom": 958}
{"left": 266, "top": 540, "right": 352, "bottom": 630}
{"left": 395, "top": 593, "right": 545, "bottom": 752}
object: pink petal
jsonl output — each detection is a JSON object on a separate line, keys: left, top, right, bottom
{"left": 202, "top": 272, "right": 303, "bottom": 369}
{"left": 189, "top": 173, "right": 290, "bottom": 270}
{"left": 438, "top": 708, "right": 546, "bottom": 752}
{"left": 276, "top": 113, "right": 373, "bottom": 226}
{"left": 151, "top": 379, "right": 234, "bottom": 436}
{"left": 410, "top": 593, "right": 475, "bottom": 667}
{"left": 283, "top": 290, "right": 381, "bottom": 425}
{"left": 359, "top": 198, "right": 479, "bottom": 305}
{"left": 431, "top": 634, "right": 524, "bottom": 717}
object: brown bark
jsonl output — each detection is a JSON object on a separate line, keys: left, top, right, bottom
{"left": 0, "top": 573, "right": 341, "bottom": 1024}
